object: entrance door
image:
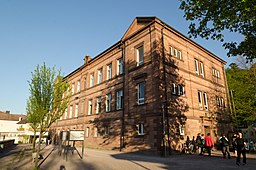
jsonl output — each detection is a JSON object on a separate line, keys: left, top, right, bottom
{"left": 204, "top": 126, "right": 211, "bottom": 136}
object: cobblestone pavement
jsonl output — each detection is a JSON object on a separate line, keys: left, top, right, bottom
{"left": 1, "top": 144, "right": 256, "bottom": 170}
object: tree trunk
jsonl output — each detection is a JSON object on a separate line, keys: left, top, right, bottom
{"left": 34, "top": 128, "right": 42, "bottom": 168}
{"left": 32, "top": 130, "right": 36, "bottom": 152}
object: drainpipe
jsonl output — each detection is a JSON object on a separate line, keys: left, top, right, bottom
{"left": 120, "top": 41, "right": 125, "bottom": 151}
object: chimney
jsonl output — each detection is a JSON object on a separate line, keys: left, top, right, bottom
{"left": 6, "top": 111, "right": 10, "bottom": 114}
{"left": 83, "top": 55, "right": 91, "bottom": 65}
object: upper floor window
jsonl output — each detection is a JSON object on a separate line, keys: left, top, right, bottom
{"left": 171, "top": 83, "right": 185, "bottom": 96}
{"left": 194, "top": 58, "right": 204, "bottom": 78}
{"left": 137, "top": 82, "right": 145, "bottom": 105}
{"left": 116, "top": 90, "right": 123, "bottom": 110}
{"left": 104, "top": 126, "right": 109, "bottom": 136}
{"left": 96, "top": 96, "right": 102, "bottom": 114}
{"left": 170, "top": 46, "right": 182, "bottom": 60}
{"left": 71, "top": 83, "right": 75, "bottom": 95}
{"left": 77, "top": 81, "right": 80, "bottom": 93}
{"left": 94, "top": 127, "right": 98, "bottom": 137}
{"left": 81, "top": 100, "right": 85, "bottom": 114}
{"left": 198, "top": 91, "right": 208, "bottom": 111}
{"left": 64, "top": 108, "right": 67, "bottom": 119}
{"left": 88, "top": 99, "right": 92, "bottom": 115}
{"left": 90, "top": 73, "right": 94, "bottom": 87}
{"left": 75, "top": 104, "right": 78, "bottom": 117}
{"left": 137, "top": 123, "right": 145, "bottom": 136}
{"left": 107, "top": 63, "right": 112, "bottom": 80}
{"left": 106, "top": 93, "right": 111, "bottom": 112}
{"left": 136, "top": 46, "right": 144, "bottom": 66}
{"left": 69, "top": 105, "right": 73, "bottom": 118}
{"left": 117, "top": 58, "right": 124, "bottom": 75}
{"left": 212, "top": 67, "right": 220, "bottom": 83}
{"left": 194, "top": 59, "right": 199, "bottom": 75}
{"left": 97, "top": 68, "right": 103, "bottom": 84}
{"left": 216, "top": 96, "right": 225, "bottom": 107}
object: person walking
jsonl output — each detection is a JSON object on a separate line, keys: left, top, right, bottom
{"left": 219, "top": 133, "right": 231, "bottom": 159}
{"left": 196, "top": 133, "right": 203, "bottom": 155}
{"left": 235, "top": 132, "right": 246, "bottom": 166}
{"left": 204, "top": 133, "right": 213, "bottom": 156}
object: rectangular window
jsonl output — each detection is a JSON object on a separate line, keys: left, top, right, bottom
{"left": 194, "top": 59, "right": 199, "bottom": 75}
{"left": 117, "top": 58, "right": 123, "bottom": 75}
{"left": 137, "top": 82, "right": 145, "bottom": 104}
{"left": 170, "top": 46, "right": 173, "bottom": 56}
{"left": 81, "top": 100, "right": 85, "bottom": 114}
{"left": 178, "top": 51, "right": 182, "bottom": 60}
{"left": 106, "top": 93, "right": 111, "bottom": 112}
{"left": 77, "top": 81, "right": 80, "bottom": 93}
{"left": 75, "top": 104, "right": 78, "bottom": 117}
{"left": 69, "top": 105, "right": 73, "bottom": 118}
{"left": 104, "top": 126, "right": 109, "bottom": 136}
{"left": 116, "top": 90, "right": 123, "bottom": 110}
{"left": 97, "top": 69, "right": 102, "bottom": 84}
{"left": 94, "top": 127, "right": 98, "bottom": 137}
{"left": 86, "top": 127, "right": 89, "bottom": 137}
{"left": 174, "top": 48, "right": 178, "bottom": 57}
{"left": 137, "top": 123, "right": 144, "bottom": 135}
{"left": 96, "top": 96, "right": 102, "bottom": 114}
{"left": 84, "top": 76, "right": 87, "bottom": 89}
{"left": 199, "top": 61, "right": 204, "bottom": 77}
{"left": 171, "top": 83, "right": 176, "bottom": 94}
{"left": 107, "top": 63, "right": 112, "bottom": 80}
{"left": 136, "top": 46, "right": 144, "bottom": 66}
{"left": 88, "top": 99, "right": 92, "bottom": 115}
{"left": 90, "top": 73, "right": 94, "bottom": 87}
{"left": 198, "top": 91, "right": 203, "bottom": 110}
{"left": 71, "top": 83, "right": 75, "bottom": 95}
{"left": 203, "top": 92, "right": 208, "bottom": 110}
{"left": 64, "top": 109, "right": 67, "bottom": 119}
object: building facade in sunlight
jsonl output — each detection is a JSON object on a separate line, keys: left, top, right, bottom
{"left": 51, "top": 17, "right": 231, "bottom": 154}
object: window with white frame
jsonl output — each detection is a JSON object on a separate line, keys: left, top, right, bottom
{"left": 171, "top": 83, "right": 185, "bottom": 96}
{"left": 75, "top": 103, "right": 78, "bottom": 117}
{"left": 117, "top": 58, "right": 123, "bottom": 75}
{"left": 84, "top": 76, "right": 87, "bottom": 89}
{"left": 137, "top": 82, "right": 145, "bottom": 104}
{"left": 199, "top": 61, "right": 204, "bottom": 77}
{"left": 96, "top": 96, "right": 102, "bottom": 114}
{"left": 106, "top": 93, "right": 111, "bottom": 112}
{"left": 137, "top": 123, "right": 144, "bottom": 135}
{"left": 64, "top": 109, "right": 67, "bottom": 119}
{"left": 194, "top": 58, "right": 199, "bottom": 75}
{"left": 170, "top": 46, "right": 173, "bottom": 56}
{"left": 203, "top": 92, "right": 208, "bottom": 110}
{"left": 116, "top": 90, "right": 123, "bottom": 110}
{"left": 69, "top": 105, "right": 73, "bottom": 118}
{"left": 104, "top": 126, "right": 109, "bottom": 135}
{"left": 90, "top": 73, "right": 94, "bottom": 87}
{"left": 97, "top": 68, "right": 102, "bottom": 84}
{"left": 71, "top": 83, "right": 75, "bottom": 95}
{"left": 136, "top": 46, "right": 144, "bottom": 66}
{"left": 77, "top": 80, "right": 80, "bottom": 93}
{"left": 94, "top": 127, "right": 98, "bottom": 137}
{"left": 107, "top": 63, "right": 112, "bottom": 80}
{"left": 86, "top": 127, "right": 89, "bottom": 137}
{"left": 174, "top": 48, "right": 178, "bottom": 57}
{"left": 88, "top": 99, "right": 92, "bottom": 115}
{"left": 178, "top": 51, "right": 182, "bottom": 60}
{"left": 198, "top": 91, "right": 203, "bottom": 110}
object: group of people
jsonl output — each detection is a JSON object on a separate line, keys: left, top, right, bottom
{"left": 184, "top": 132, "right": 247, "bottom": 166}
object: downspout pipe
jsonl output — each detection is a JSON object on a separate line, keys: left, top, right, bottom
{"left": 120, "top": 41, "right": 125, "bottom": 151}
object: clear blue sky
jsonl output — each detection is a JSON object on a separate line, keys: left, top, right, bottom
{"left": 0, "top": 0, "right": 241, "bottom": 114}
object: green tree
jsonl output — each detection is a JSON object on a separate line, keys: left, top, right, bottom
{"left": 226, "top": 62, "right": 256, "bottom": 127}
{"left": 180, "top": 0, "right": 256, "bottom": 61}
{"left": 26, "top": 63, "right": 70, "bottom": 168}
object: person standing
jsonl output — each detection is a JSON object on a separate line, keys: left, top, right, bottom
{"left": 219, "top": 133, "right": 231, "bottom": 159}
{"left": 196, "top": 133, "right": 203, "bottom": 155}
{"left": 204, "top": 133, "right": 213, "bottom": 156}
{"left": 235, "top": 132, "right": 246, "bottom": 166}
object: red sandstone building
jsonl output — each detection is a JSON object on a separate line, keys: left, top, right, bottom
{"left": 51, "top": 17, "right": 231, "bottom": 154}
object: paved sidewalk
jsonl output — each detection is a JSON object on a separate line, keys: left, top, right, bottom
{"left": 0, "top": 144, "right": 256, "bottom": 170}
